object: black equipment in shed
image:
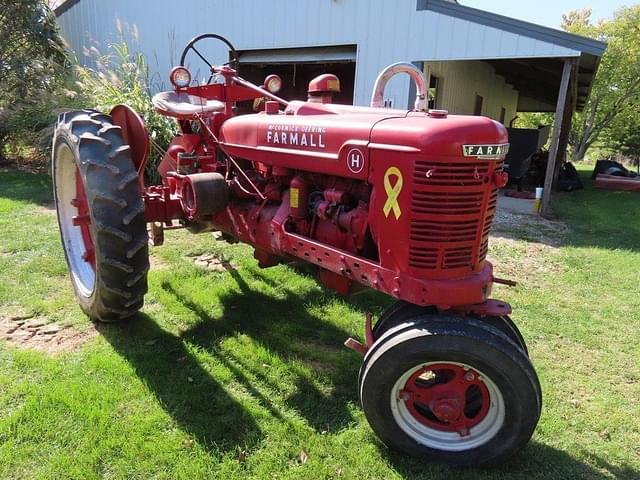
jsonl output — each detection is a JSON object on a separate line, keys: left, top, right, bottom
{"left": 505, "top": 126, "right": 551, "bottom": 189}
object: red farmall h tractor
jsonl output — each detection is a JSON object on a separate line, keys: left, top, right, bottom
{"left": 52, "top": 34, "right": 540, "bottom": 466}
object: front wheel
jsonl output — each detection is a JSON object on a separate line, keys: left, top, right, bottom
{"left": 52, "top": 110, "right": 149, "bottom": 321}
{"left": 359, "top": 316, "right": 541, "bottom": 467}
{"left": 374, "top": 301, "right": 529, "bottom": 356}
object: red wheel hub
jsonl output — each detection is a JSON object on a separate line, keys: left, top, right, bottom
{"left": 399, "top": 363, "right": 491, "bottom": 436}
{"left": 71, "top": 169, "right": 95, "bottom": 269}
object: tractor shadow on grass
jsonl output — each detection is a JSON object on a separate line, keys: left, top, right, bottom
{"left": 100, "top": 264, "right": 364, "bottom": 454}
{"left": 380, "top": 439, "right": 639, "bottom": 480}
{"left": 162, "top": 265, "right": 362, "bottom": 433}
{"left": 98, "top": 313, "right": 264, "bottom": 454}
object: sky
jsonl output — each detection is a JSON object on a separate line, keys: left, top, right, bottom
{"left": 462, "top": 0, "right": 631, "bottom": 29}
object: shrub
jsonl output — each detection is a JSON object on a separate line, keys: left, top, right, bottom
{"left": 73, "top": 37, "right": 177, "bottom": 183}
{"left": 0, "top": 0, "right": 67, "bottom": 166}
{"left": 2, "top": 25, "right": 176, "bottom": 182}
{"left": 0, "top": 76, "right": 84, "bottom": 169}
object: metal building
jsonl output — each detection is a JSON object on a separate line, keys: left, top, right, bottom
{"left": 55, "top": 0, "right": 603, "bottom": 110}
{"left": 55, "top": 0, "right": 606, "bottom": 212}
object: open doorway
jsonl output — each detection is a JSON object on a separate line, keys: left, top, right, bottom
{"left": 428, "top": 75, "right": 440, "bottom": 109}
{"left": 237, "top": 45, "right": 357, "bottom": 105}
{"left": 239, "top": 62, "right": 355, "bottom": 104}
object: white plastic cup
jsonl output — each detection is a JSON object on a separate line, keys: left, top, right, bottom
{"left": 535, "top": 187, "right": 543, "bottom": 199}
{"left": 533, "top": 187, "right": 543, "bottom": 213}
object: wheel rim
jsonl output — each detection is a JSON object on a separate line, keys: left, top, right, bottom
{"left": 55, "top": 143, "right": 96, "bottom": 297}
{"left": 390, "top": 361, "right": 505, "bottom": 451}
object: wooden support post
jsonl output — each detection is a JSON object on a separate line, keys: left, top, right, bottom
{"left": 552, "top": 60, "right": 578, "bottom": 190}
{"left": 541, "top": 58, "right": 574, "bottom": 217}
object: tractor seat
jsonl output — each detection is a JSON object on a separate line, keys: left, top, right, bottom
{"left": 151, "top": 91, "right": 225, "bottom": 119}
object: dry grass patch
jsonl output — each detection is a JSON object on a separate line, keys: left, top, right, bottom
{"left": 191, "top": 253, "right": 236, "bottom": 272}
{"left": 489, "top": 210, "right": 568, "bottom": 286}
{"left": 0, "top": 313, "right": 97, "bottom": 354}
{"left": 493, "top": 210, "right": 569, "bottom": 246}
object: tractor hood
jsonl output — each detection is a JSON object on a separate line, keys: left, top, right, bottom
{"left": 219, "top": 101, "right": 508, "bottom": 180}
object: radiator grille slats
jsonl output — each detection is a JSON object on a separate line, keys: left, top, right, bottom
{"left": 412, "top": 191, "right": 484, "bottom": 215}
{"left": 414, "top": 162, "right": 491, "bottom": 187}
{"left": 409, "top": 159, "right": 502, "bottom": 271}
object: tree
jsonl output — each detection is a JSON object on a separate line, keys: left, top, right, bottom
{"left": 0, "top": 0, "right": 64, "bottom": 108}
{"left": 0, "top": 0, "right": 67, "bottom": 161}
{"left": 606, "top": 111, "right": 640, "bottom": 170}
{"left": 564, "top": 6, "right": 640, "bottom": 161}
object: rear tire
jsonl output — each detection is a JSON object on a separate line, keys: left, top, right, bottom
{"left": 52, "top": 110, "right": 149, "bottom": 322}
{"left": 359, "top": 316, "right": 541, "bottom": 467}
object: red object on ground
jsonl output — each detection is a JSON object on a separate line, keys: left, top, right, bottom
{"left": 594, "top": 174, "right": 640, "bottom": 191}
{"left": 504, "top": 190, "right": 535, "bottom": 199}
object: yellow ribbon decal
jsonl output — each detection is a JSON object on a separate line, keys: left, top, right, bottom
{"left": 383, "top": 166, "right": 403, "bottom": 220}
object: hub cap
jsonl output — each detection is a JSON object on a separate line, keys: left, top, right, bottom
{"left": 55, "top": 143, "right": 96, "bottom": 297}
{"left": 73, "top": 169, "right": 95, "bottom": 269}
{"left": 390, "top": 361, "right": 505, "bottom": 451}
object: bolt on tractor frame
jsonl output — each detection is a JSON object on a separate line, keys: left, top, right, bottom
{"left": 52, "top": 33, "right": 541, "bottom": 467}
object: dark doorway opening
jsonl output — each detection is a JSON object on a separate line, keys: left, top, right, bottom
{"left": 474, "top": 94, "right": 484, "bottom": 116}
{"left": 428, "top": 75, "right": 439, "bottom": 109}
{"left": 239, "top": 61, "right": 356, "bottom": 105}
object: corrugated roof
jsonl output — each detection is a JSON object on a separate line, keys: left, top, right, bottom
{"left": 54, "top": 0, "right": 81, "bottom": 17}
{"left": 417, "top": 0, "right": 607, "bottom": 57}
{"left": 417, "top": 0, "right": 606, "bottom": 111}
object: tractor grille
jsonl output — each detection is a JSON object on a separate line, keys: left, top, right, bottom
{"left": 409, "top": 159, "right": 502, "bottom": 272}
{"left": 414, "top": 161, "right": 491, "bottom": 187}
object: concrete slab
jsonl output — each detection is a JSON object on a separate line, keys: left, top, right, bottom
{"left": 497, "top": 194, "right": 537, "bottom": 215}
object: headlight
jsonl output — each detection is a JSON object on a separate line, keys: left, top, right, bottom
{"left": 170, "top": 66, "right": 191, "bottom": 89}
{"left": 264, "top": 74, "right": 282, "bottom": 94}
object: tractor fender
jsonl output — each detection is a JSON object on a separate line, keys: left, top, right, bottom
{"left": 110, "top": 104, "right": 150, "bottom": 183}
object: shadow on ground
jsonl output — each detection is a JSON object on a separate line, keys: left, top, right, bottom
{"left": 170, "top": 265, "right": 361, "bottom": 432}
{"left": 494, "top": 172, "right": 640, "bottom": 253}
{"left": 99, "top": 266, "right": 639, "bottom": 479}
{"left": 382, "top": 440, "right": 639, "bottom": 480}
{"left": 4, "top": 170, "right": 636, "bottom": 475}
{"left": 551, "top": 175, "right": 640, "bottom": 253}
{"left": 0, "top": 170, "right": 52, "bottom": 206}
{"left": 98, "top": 313, "right": 264, "bottom": 453}
{"left": 99, "top": 264, "right": 363, "bottom": 454}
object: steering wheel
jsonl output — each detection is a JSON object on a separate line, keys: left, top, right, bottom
{"left": 179, "top": 33, "right": 240, "bottom": 83}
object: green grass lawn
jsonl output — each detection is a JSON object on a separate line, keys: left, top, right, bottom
{"left": 0, "top": 165, "right": 638, "bottom": 479}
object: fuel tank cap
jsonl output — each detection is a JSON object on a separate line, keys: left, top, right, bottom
{"left": 427, "top": 109, "right": 448, "bottom": 118}
{"left": 265, "top": 101, "right": 279, "bottom": 114}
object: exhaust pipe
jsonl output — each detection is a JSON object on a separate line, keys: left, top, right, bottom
{"left": 370, "top": 62, "right": 426, "bottom": 111}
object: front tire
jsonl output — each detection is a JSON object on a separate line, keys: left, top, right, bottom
{"left": 52, "top": 110, "right": 149, "bottom": 322}
{"left": 374, "top": 301, "right": 529, "bottom": 355}
{"left": 359, "top": 316, "right": 541, "bottom": 467}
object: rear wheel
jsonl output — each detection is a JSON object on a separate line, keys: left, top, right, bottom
{"left": 52, "top": 110, "right": 149, "bottom": 321}
{"left": 359, "top": 316, "right": 541, "bottom": 467}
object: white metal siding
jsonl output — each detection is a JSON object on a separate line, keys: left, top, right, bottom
{"left": 425, "top": 60, "right": 519, "bottom": 123}
{"left": 57, "top": 0, "right": 580, "bottom": 106}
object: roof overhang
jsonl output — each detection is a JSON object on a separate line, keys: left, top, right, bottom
{"left": 54, "top": 0, "right": 80, "bottom": 16}
{"left": 486, "top": 54, "right": 600, "bottom": 112}
{"left": 238, "top": 45, "right": 357, "bottom": 65}
{"left": 417, "top": 0, "right": 607, "bottom": 111}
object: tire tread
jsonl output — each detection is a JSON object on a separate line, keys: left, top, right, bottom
{"left": 53, "top": 110, "right": 149, "bottom": 322}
